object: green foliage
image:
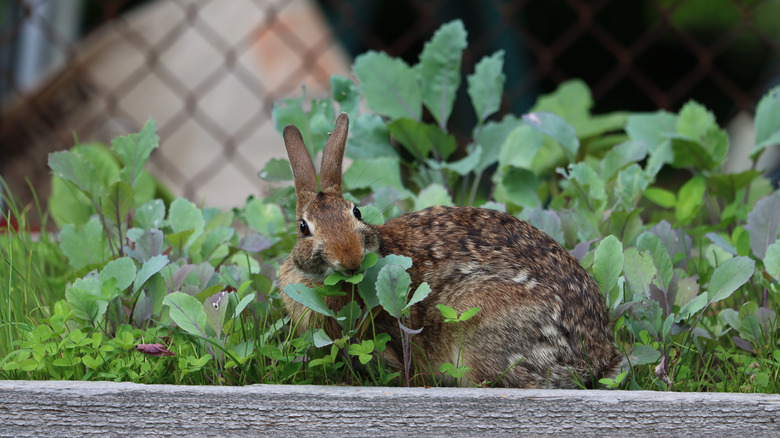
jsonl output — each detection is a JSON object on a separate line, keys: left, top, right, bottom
{"left": 3, "top": 19, "right": 780, "bottom": 392}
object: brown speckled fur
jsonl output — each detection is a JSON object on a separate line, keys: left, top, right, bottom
{"left": 278, "top": 113, "right": 623, "bottom": 388}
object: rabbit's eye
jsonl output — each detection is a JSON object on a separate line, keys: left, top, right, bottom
{"left": 352, "top": 206, "right": 362, "bottom": 221}
{"left": 299, "top": 220, "right": 310, "bottom": 236}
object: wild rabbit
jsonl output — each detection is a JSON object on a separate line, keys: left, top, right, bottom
{"left": 278, "top": 113, "right": 624, "bottom": 388}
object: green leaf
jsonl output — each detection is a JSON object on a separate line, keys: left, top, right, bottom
{"left": 765, "top": 241, "right": 780, "bottom": 281}
{"left": 65, "top": 277, "right": 107, "bottom": 323}
{"left": 376, "top": 264, "right": 412, "bottom": 319}
{"left": 244, "top": 198, "right": 285, "bottom": 236}
{"left": 436, "top": 303, "right": 458, "bottom": 320}
{"left": 283, "top": 283, "right": 335, "bottom": 317}
{"left": 354, "top": 51, "right": 421, "bottom": 121}
{"left": 414, "top": 184, "right": 453, "bottom": 211}
{"left": 343, "top": 158, "right": 406, "bottom": 194}
{"left": 312, "top": 329, "right": 333, "bottom": 348}
{"left": 565, "top": 162, "right": 607, "bottom": 205}
{"left": 600, "top": 140, "right": 648, "bottom": 181}
{"left": 594, "top": 235, "right": 624, "bottom": 296}
{"left": 616, "top": 164, "right": 651, "bottom": 210}
{"left": 532, "top": 80, "right": 591, "bottom": 131}
{"left": 745, "top": 194, "right": 780, "bottom": 260}
{"left": 676, "top": 101, "right": 717, "bottom": 139}
{"left": 494, "top": 167, "right": 541, "bottom": 208}
{"left": 331, "top": 74, "right": 360, "bottom": 121}
{"left": 403, "top": 282, "right": 431, "bottom": 312}
{"left": 162, "top": 292, "right": 210, "bottom": 338}
{"left": 102, "top": 181, "right": 134, "bottom": 225}
{"left": 169, "top": 198, "right": 205, "bottom": 235}
{"left": 203, "top": 290, "right": 229, "bottom": 337}
{"left": 346, "top": 114, "right": 397, "bottom": 160}
{"left": 628, "top": 344, "right": 662, "bottom": 366}
{"left": 100, "top": 257, "right": 136, "bottom": 292}
{"left": 644, "top": 187, "right": 676, "bottom": 209}
{"left": 60, "top": 216, "right": 109, "bottom": 270}
{"left": 135, "top": 199, "right": 166, "bottom": 230}
{"left": 637, "top": 232, "right": 673, "bottom": 291}
{"left": 675, "top": 175, "right": 706, "bottom": 224}
{"left": 134, "top": 254, "right": 169, "bottom": 294}
{"left": 753, "top": 85, "right": 780, "bottom": 157}
{"left": 440, "top": 145, "right": 482, "bottom": 176}
{"left": 459, "top": 306, "right": 481, "bottom": 322}
{"left": 625, "top": 111, "right": 677, "bottom": 148}
{"left": 676, "top": 292, "right": 708, "bottom": 321}
{"left": 201, "top": 226, "right": 235, "bottom": 259}
{"left": 467, "top": 50, "right": 505, "bottom": 124}
{"left": 415, "top": 20, "right": 467, "bottom": 128}
{"left": 113, "top": 119, "right": 159, "bottom": 187}
{"left": 388, "top": 118, "right": 456, "bottom": 160}
{"left": 258, "top": 158, "right": 293, "bottom": 182}
{"left": 523, "top": 112, "right": 579, "bottom": 162}
{"left": 622, "top": 248, "right": 656, "bottom": 299}
{"left": 48, "top": 150, "right": 100, "bottom": 195}
{"left": 234, "top": 293, "right": 256, "bottom": 319}
{"left": 475, "top": 115, "right": 523, "bottom": 173}
{"left": 708, "top": 256, "right": 755, "bottom": 303}
{"left": 527, "top": 209, "right": 564, "bottom": 245}
{"left": 497, "top": 125, "right": 544, "bottom": 170}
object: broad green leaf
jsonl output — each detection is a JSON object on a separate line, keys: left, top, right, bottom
{"left": 354, "top": 51, "right": 422, "bottom": 121}
{"left": 65, "top": 276, "right": 107, "bottom": 322}
{"left": 305, "top": 98, "right": 336, "bottom": 156}
{"left": 670, "top": 137, "right": 718, "bottom": 170}
{"left": 623, "top": 248, "right": 656, "bottom": 300}
{"left": 134, "top": 254, "right": 169, "bottom": 293}
{"left": 676, "top": 100, "right": 717, "bottom": 139}
{"left": 705, "top": 232, "right": 737, "bottom": 256}
{"left": 637, "top": 232, "right": 673, "bottom": 291}
{"left": 753, "top": 85, "right": 780, "bottom": 157}
{"left": 343, "top": 158, "right": 406, "bottom": 194}
{"left": 234, "top": 293, "right": 256, "bottom": 319}
{"left": 578, "top": 112, "right": 629, "bottom": 139}
{"left": 312, "top": 329, "right": 333, "bottom": 348}
{"left": 403, "top": 282, "right": 432, "bottom": 312}
{"left": 674, "top": 275, "right": 700, "bottom": 307}
{"left": 100, "top": 257, "right": 136, "bottom": 292}
{"left": 245, "top": 198, "right": 285, "bottom": 237}
{"left": 439, "top": 144, "right": 482, "bottom": 176}
{"left": 523, "top": 112, "right": 579, "bottom": 162}
{"left": 565, "top": 162, "right": 607, "bottom": 205}
{"left": 475, "top": 114, "right": 523, "bottom": 173}
{"left": 358, "top": 254, "right": 412, "bottom": 309}
{"left": 765, "top": 241, "right": 780, "bottom": 281}
{"left": 708, "top": 256, "right": 755, "bottom": 303}
{"left": 532, "top": 80, "right": 591, "bottom": 131}
{"left": 203, "top": 290, "right": 229, "bottom": 337}
{"left": 257, "top": 158, "right": 293, "bottom": 182}
{"left": 497, "top": 125, "right": 544, "bottom": 170}
{"left": 675, "top": 175, "right": 706, "bottom": 224}
{"left": 676, "top": 292, "right": 708, "bottom": 321}
{"left": 201, "top": 226, "right": 235, "bottom": 259}
{"left": 436, "top": 303, "right": 458, "bottom": 320}
{"left": 272, "top": 91, "right": 306, "bottom": 143}
{"left": 644, "top": 187, "right": 676, "bottom": 209}
{"left": 459, "top": 307, "right": 481, "bottom": 321}
{"left": 283, "top": 283, "right": 335, "bottom": 317}
{"left": 467, "top": 50, "right": 505, "bottom": 123}
{"left": 628, "top": 344, "right": 662, "bottom": 366}
{"left": 594, "top": 235, "right": 624, "bottom": 296}
{"left": 745, "top": 194, "right": 780, "bottom": 260}
{"left": 625, "top": 111, "right": 677, "bottom": 148}
{"left": 600, "top": 140, "right": 648, "bottom": 181}
{"left": 346, "top": 114, "right": 397, "bottom": 160}
{"left": 616, "top": 164, "right": 651, "bottom": 210}
{"left": 60, "top": 216, "right": 109, "bottom": 270}
{"left": 113, "top": 119, "right": 159, "bottom": 187}
{"left": 162, "top": 292, "right": 210, "bottom": 338}
{"left": 376, "top": 264, "right": 412, "bottom": 319}
{"left": 331, "top": 74, "right": 360, "bottom": 121}
{"left": 102, "top": 181, "right": 134, "bottom": 225}
{"left": 135, "top": 199, "right": 166, "bottom": 230}
{"left": 358, "top": 205, "right": 385, "bottom": 226}
{"left": 415, "top": 20, "right": 467, "bottom": 128}
{"left": 48, "top": 150, "right": 100, "bottom": 195}
{"left": 169, "top": 198, "right": 204, "bottom": 235}
{"left": 388, "top": 118, "right": 456, "bottom": 160}
{"left": 414, "top": 184, "right": 453, "bottom": 211}
{"left": 494, "top": 167, "right": 541, "bottom": 208}
{"left": 336, "top": 300, "right": 362, "bottom": 332}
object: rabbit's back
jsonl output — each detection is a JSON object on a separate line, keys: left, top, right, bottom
{"left": 377, "top": 206, "right": 621, "bottom": 387}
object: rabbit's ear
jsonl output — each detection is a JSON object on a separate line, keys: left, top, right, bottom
{"left": 320, "top": 112, "right": 349, "bottom": 196}
{"left": 283, "top": 124, "right": 317, "bottom": 215}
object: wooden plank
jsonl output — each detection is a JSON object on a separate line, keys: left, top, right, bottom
{"left": 1, "top": 380, "right": 779, "bottom": 437}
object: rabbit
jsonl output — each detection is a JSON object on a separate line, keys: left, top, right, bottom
{"left": 277, "top": 112, "right": 624, "bottom": 388}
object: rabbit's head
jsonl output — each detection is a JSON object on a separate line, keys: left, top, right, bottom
{"left": 283, "top": 113, "right": 379, "bottom": 283}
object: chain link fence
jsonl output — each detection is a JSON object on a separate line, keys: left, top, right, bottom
{"left": 2, "top": 0, "right": 779, "bottom": 217}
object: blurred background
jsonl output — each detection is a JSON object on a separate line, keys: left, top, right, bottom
{"left": 2, "top": 0, "right": 780, "bottom": 220}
